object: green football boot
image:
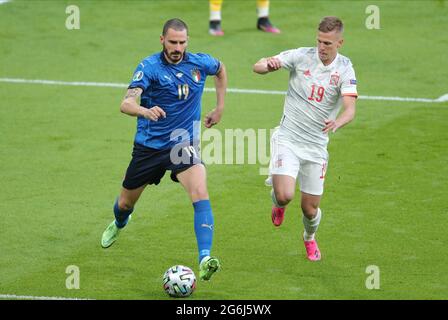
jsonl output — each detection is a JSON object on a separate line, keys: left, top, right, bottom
{"left": 101, "top": 215, "right": 131, "bottom": 248}
{"left": 199, "top": 256, "right": 221, "bottom": 281}
{"left": 101, "top": 221, "right": 120, "bottom": 248}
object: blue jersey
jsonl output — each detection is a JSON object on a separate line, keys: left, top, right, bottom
{"left": 128, "top": 52, "right": 221, "bottom": 150}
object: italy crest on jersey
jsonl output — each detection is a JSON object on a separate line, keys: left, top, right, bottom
{"left": 191, "top": 69, "right": 201, "bottom": 83}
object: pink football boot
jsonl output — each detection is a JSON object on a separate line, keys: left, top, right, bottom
{"left": 257, "top": 17, "right": 281, "bottom": 34}
{"left": 271, "top": 206, "right": 285, "bottom": 226}
{"left": 304, "top": 239, "right": 321, "bottom": 261}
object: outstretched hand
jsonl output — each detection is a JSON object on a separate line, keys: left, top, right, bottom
{"left": 204, "top": 108, "right": 223, "bottom": 128}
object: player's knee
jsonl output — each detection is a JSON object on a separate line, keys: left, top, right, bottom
{"left": 275, "top": 190, "right": 294, "bottom": 206}
{"left": 301, "top": 203, "right": 318, "bottom": 217}
{"left": 189, "top": 186, "right": 209, "bottom": 202}
{"left": 118, "top": 198, "right": 134, "bottom": 212}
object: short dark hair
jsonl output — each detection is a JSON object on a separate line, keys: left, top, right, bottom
{"left": 318, "top": 16, "right": 344, "bottom": 33}
{"left": 162, "top": 18, "right": 188, "bottom": 36}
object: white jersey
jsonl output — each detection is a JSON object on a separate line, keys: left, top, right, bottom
{"left": 275, "top": 47, "right": 358, "bottom": 149}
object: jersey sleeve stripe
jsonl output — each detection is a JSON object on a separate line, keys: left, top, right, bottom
{"left": 214, "top": 61, "right": 221, "bottom": 75}
{"left": 128, "top": 84, "right": 147, "bottom": 91}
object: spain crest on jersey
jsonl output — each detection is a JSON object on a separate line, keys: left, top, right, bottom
{"left": 191, "top": 69, "right": 201, "bottom": 83}
{"left": 329, "top": 73, "right": 340, "bottom": 86}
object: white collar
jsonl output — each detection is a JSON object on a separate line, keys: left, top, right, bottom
{"left": 315, "top": 49, "right": 339, "bottom": 70}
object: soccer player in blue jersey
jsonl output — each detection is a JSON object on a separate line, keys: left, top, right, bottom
{"left": 101, "top": 18, "right": 227, "bottom": 281}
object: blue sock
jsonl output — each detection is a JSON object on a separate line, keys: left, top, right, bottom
{"left": 114, "top": 199, "right": 133, "bottom": 229}
{"left": 193, "top": 200, "right": 214, "bottom": 264}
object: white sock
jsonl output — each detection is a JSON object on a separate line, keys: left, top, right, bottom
{"left": 271, "top": 189, "right": 284, "bottom": 208}
{"left": 303, "top": 208, "right": 322, "bottom": 241}
{"left": 210, "top": 11, "right": 221, "bottom": 21}
{"left": 257, "top": 7, "right": 269, "bottom": 18}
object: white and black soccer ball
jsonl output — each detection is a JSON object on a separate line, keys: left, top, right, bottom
{"left": 162, "top": 265, "right": 196, "bottom": 298}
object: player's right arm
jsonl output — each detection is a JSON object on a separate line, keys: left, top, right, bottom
{"left": 253, "top": 57, "right": 282, "bottom": 74}
{"left": 120, "top": 87, "right": 166, "bottom": 121}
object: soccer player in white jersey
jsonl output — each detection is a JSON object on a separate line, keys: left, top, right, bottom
{"left": 253, "top": 16, "right": 358, "bottom": 261}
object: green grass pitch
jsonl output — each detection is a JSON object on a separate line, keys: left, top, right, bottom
{"left": 0, "top": 0, "right": 447, "bottom": 300}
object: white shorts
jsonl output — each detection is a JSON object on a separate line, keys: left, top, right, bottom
{"left": 267, "top": 128, "right": 329, "bottom": 196}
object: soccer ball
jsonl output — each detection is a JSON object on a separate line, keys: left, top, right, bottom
{"left": 162, "top": 265, "right": 196, "bottom": 298}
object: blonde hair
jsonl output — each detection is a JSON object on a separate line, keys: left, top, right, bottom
{"left": 318, "top": 16, "right": 344, "bottom": 33}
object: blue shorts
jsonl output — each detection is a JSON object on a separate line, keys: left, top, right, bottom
{"left": 122, "top": 142, "right": 202, "bottom": 190}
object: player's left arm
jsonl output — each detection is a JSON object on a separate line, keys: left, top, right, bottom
{"left": 323, "top": 95, "right": 356, "bottom": 134}
{"left": 253, "top": 57, "right": 282, "bottom": 74}
{"left": 204, "top": 63, "right": 227, "bottom": 128}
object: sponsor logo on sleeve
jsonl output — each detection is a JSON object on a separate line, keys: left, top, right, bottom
{"left": 133, "top": 71, "right": 144, "bottom": 82}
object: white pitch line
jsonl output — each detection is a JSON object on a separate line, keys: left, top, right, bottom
{"left": 204, "top": 87, "right": 287, "bottom": 95}
{"left": 0, "top": 77, "right": 446, "bottom": 103}
{"left": 436, "top": 93, "right": 448, "bottom": 102}
{"left": 0, "top": 77, "right": 125, "bottom": 88}
{"left": 0, "top": 294, "right": 94, "bottom": 300}
{"left": 356, "top": 95, "right": 437, "bottom": 103}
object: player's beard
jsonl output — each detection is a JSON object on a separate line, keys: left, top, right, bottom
{"left": 163, "top": 46, "right": 184, "bottom": 64}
